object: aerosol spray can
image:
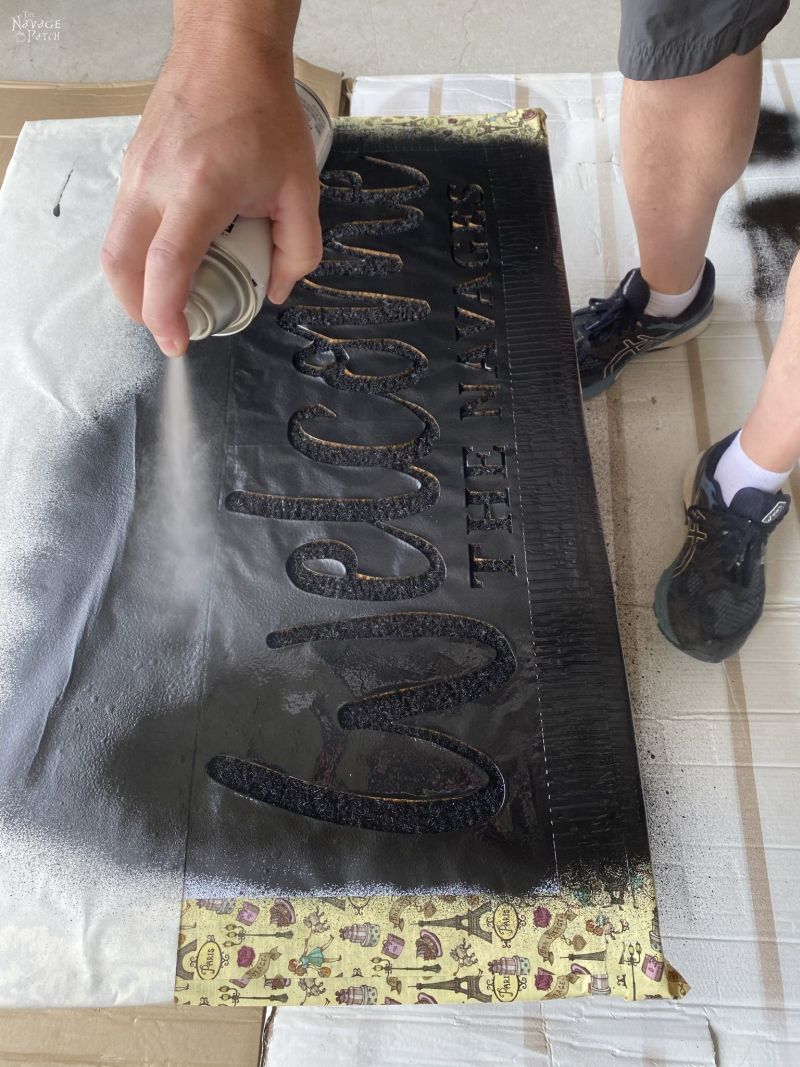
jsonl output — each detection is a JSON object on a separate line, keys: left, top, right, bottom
{"left": 183, "top": 80, "right": 333, "bottom": 341}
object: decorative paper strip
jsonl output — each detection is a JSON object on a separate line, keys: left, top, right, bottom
{"left": 178, "top": 871, "right": 686, "bottom": 1006}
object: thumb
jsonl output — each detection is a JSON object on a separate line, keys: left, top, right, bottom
{"left": 267, "top": 183, "right": 323, "bottom": 305}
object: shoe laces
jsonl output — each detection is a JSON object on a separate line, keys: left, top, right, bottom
{"left": 686, "top": 504, "right": 766, "bottom": 586}
{"left": 583, "top": 291, "right": 637, "bottom": 344}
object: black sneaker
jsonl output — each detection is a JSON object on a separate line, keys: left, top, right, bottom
{"left": 653, "top": 431, "right": 791, "bottom": 662}
{"left": 574, "top": 260, "right": 716, "bottom": 399}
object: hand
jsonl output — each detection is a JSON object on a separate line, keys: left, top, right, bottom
{"left": 100, "top": 19, "right": 322, "bottom": 357}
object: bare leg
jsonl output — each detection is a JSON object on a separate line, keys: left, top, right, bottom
{"left": 741, "top": 250, "right": 800, "bottom": 472}
{"left": 621, "top": 49, "right": 763, "bottom": 295}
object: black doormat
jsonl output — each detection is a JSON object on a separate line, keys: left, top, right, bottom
{"left": 188, "top": 113, "right": 646, "bottom": 889}
{"left": 177, "top": 111, "right": 685, "bottom": 1004}
{"left": 0, "top": 109, "right": 685, "bottom": 1006}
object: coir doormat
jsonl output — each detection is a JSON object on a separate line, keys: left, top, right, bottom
{"left": 176, "top": 111, "right": 686, "bottom": 1007}
{"left": 0, "top": 107, "right": 685, "bottom": 1008}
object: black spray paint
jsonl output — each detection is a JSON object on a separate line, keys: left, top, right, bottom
{"left": 735, "top": 108, "right": 800, "bottom": 303}
{"left": 749, "top": 107, "right": 800, "bottom": 166}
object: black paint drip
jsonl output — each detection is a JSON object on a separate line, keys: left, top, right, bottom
{"left": 52, "top": 167, "right": 73, "bottom": 217}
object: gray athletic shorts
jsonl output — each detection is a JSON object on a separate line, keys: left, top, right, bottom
{"left": 619, "top": 0, "right": 790, "bottom": 80}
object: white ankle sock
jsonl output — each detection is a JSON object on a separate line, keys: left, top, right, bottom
{"left": 643, "top": 265, "right": 704, "bottom": 318}
{"left": 714, "top": 431, "right": 793, "bottom": 507}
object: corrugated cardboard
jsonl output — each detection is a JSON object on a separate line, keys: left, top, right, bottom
{"left": 0, "top": 52, "right": 341, "bottom": 1067}
{"left": 0, "top": 55, "right": 345, "bottom": 186}
{"left": 6, "top": 55, "right": 800, "bottom": 1067}
{"left": 0, "top": 1005, "right": 266, "bottom": 1067}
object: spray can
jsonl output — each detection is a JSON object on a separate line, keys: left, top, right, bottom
{"left": 184, "top": 80, "right": 333, "bottom": 341}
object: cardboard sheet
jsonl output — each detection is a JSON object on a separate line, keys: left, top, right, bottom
{"left": 2, "top": 57, "right": 799, "bottom": 1063}
{"left": 0, "top": 1005, "right": 265, "bottom": 1067}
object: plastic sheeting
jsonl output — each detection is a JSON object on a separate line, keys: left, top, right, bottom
{"left": 0, "top": 114, "right": 185, "bottom": 1008}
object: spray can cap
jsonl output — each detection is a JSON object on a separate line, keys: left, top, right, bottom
{"left": 184, "top": 293, "right": 214, "bottom": 341}
{"left": 184, "top": 249, "right": 256, "bottom": 341}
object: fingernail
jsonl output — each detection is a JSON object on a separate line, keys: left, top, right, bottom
{"left": 156, "top": 336, "right": 185, "bottom": 358}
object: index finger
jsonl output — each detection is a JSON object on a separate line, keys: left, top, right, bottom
{"left": 267, "top": 182, "right": 323, "bottom": 305}
{"left": 100, "top": 195, "right": 161, "bottom": 325}
{"left": 141, "top": 198, "right": 235, "bottom": 357}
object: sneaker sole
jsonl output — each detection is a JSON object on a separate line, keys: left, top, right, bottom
{"left": 581, "top": 313, "right": 712, "bottom": 401}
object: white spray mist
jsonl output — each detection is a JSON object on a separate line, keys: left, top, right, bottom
{"left": 155, "top": 358, "right": 212, "bottom": 617}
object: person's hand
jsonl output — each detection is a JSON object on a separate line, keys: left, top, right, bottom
{"left": 101, "top": 17, "right": 321, "bottom": 357}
